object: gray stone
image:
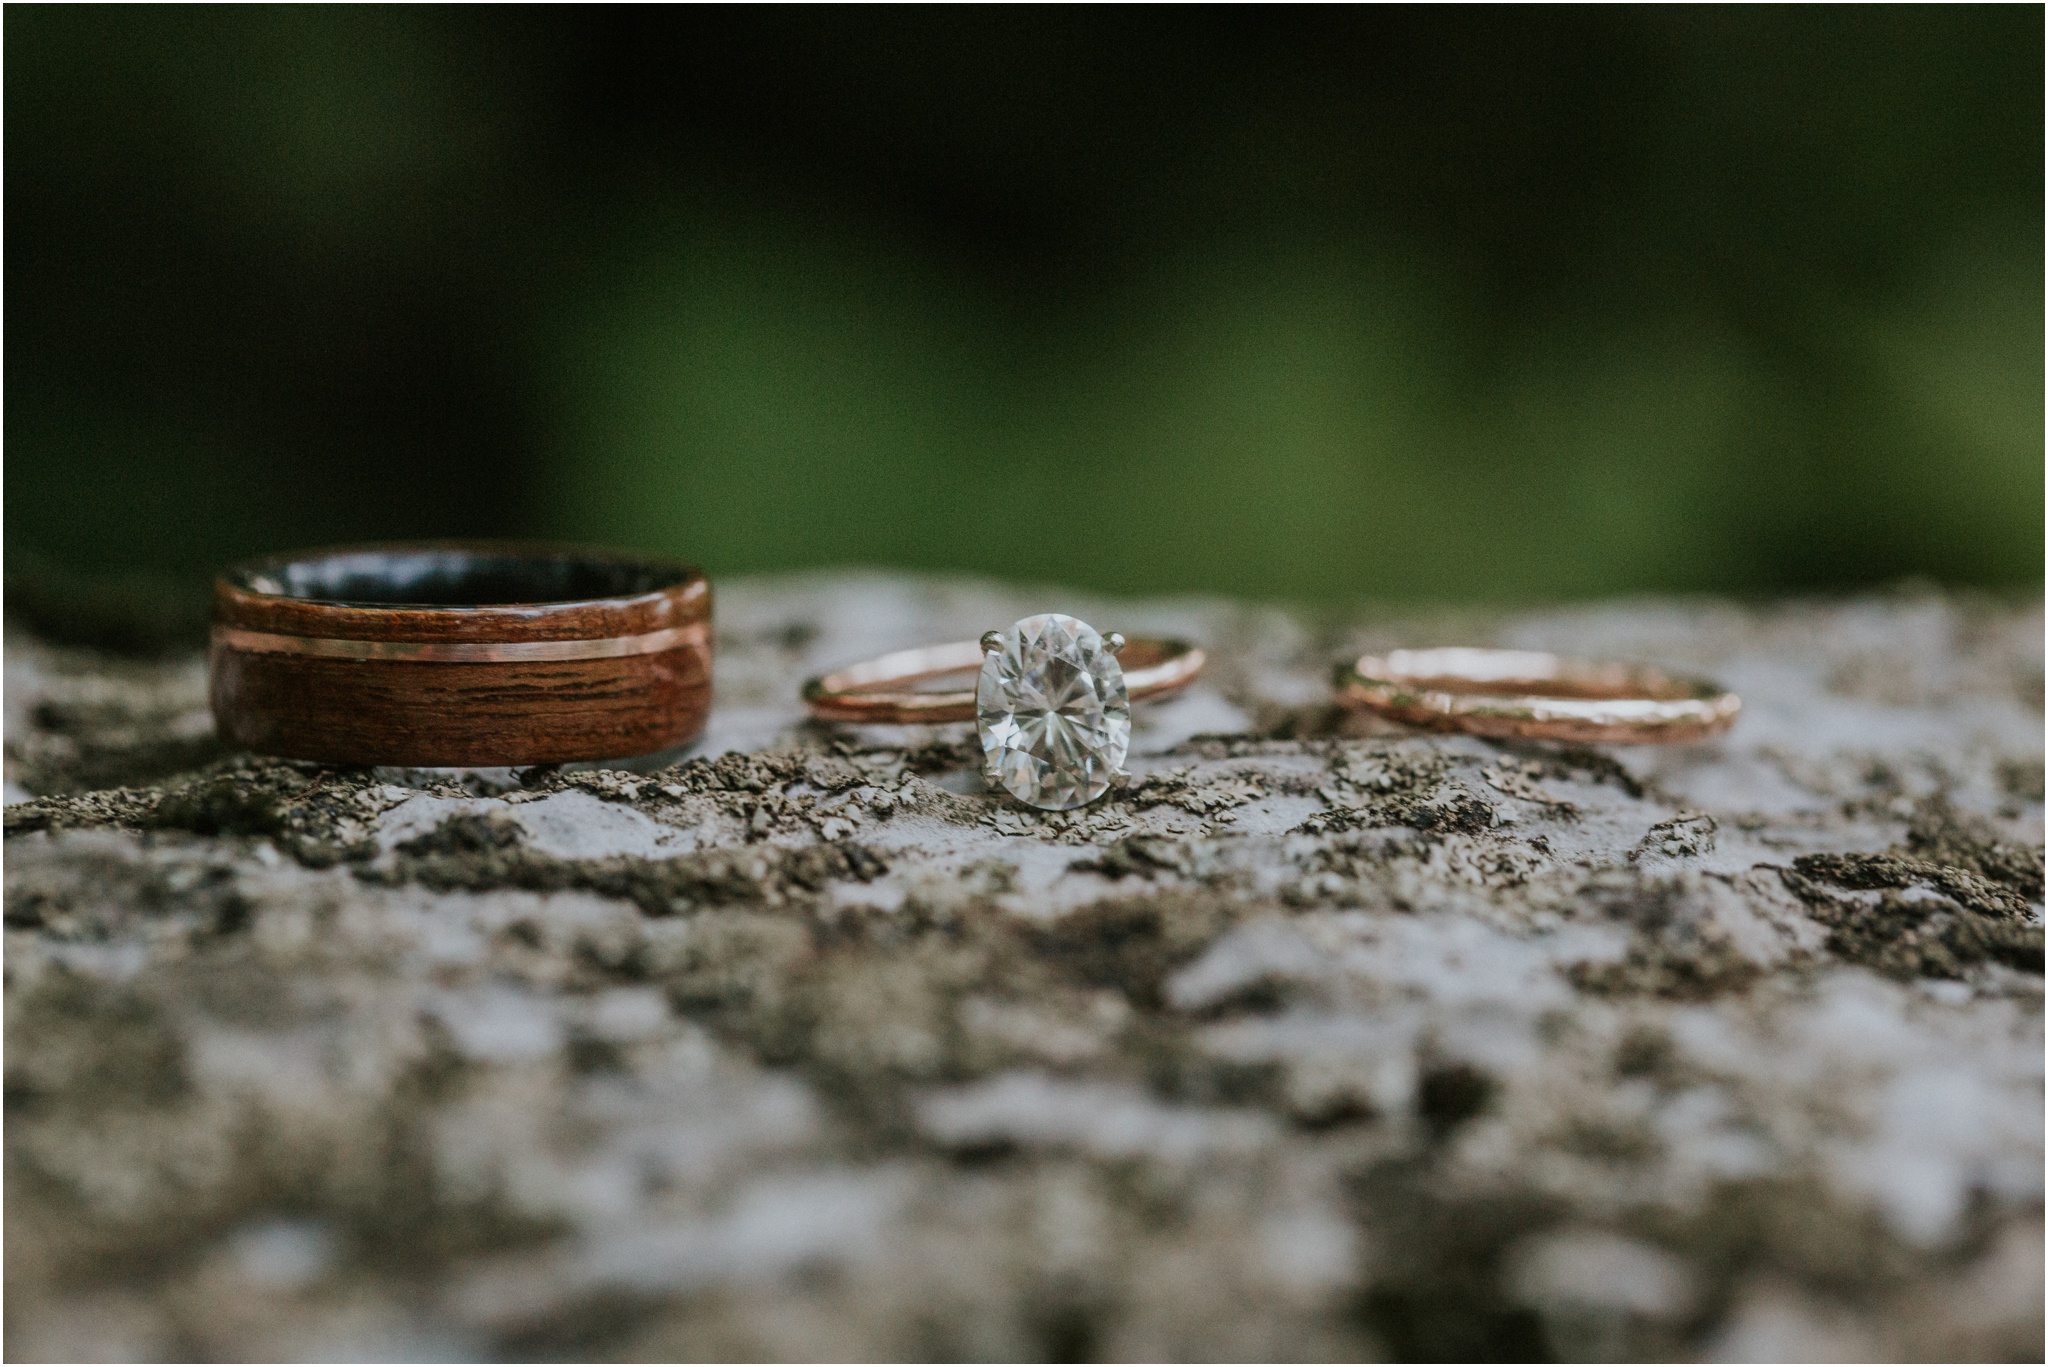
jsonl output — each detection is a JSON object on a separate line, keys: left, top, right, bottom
{"left": 2, "top": 577, "right": 2040, "bottom": 1362}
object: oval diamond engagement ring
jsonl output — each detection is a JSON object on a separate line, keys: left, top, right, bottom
{"left": 802, "top": 613, "right": 1205, "bottom": 810}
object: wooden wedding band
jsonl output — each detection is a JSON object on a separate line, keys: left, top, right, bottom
{"left": 1335, "top": 647, "right": 1740, "bottom": 744}
{"left": 209, "top": 543, "right": 712, "bottom": 766}
{"left": 803, "top": 637, "right": 1204, "bottom": 724}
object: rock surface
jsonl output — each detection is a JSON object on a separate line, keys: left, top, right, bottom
{"left": 4, "top": 572, "right": 2042, "bottom": 1363}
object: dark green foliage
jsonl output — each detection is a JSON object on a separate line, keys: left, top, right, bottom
{"left": 6, "top": 8, "right": 2040, "bottom": 613}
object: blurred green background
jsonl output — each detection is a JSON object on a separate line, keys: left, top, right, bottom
{"left": 7, "top": 7, "right": 2041, "bottom": 641}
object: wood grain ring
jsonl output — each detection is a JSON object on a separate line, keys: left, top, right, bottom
{"left": 209, "top": 543, "right": 712, "bottom": 766}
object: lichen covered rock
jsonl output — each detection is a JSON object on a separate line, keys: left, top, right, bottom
{"left": 4, "top": 577, "right": 2041, "bottom": 1361}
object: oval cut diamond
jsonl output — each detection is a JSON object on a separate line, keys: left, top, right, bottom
{"left": 977, "top": 613, "right": 1131, "bottom": 810}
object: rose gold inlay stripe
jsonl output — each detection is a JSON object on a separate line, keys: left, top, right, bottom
{"left": 211, "top": 622, "right": 708, "bottom": 663}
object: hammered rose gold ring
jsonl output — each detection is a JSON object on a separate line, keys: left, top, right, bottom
{"left": 1334, "top": 647, "right": 1740, "bottom": 744}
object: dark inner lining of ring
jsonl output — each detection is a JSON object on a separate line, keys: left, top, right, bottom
{"left": 235, "top": 550, "right": 688, "bottom": 606}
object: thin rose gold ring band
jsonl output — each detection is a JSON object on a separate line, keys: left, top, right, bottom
{"left": 804, "top": 637, "right": 1204, "bottom": 724}
{"left": 211, "top": 622, "right": 709, "bottom": 664}
{"left": 1335, "top": 647, "right": 1740, "bottom": 744}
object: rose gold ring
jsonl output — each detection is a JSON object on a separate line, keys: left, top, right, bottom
{"left": 803, "top": 633, "right": 1203, "bottom": 725}
{"left": 1334, "top": 647, "right": 1740, "bottom": 744}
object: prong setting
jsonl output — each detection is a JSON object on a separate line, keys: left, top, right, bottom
{"left": 1109, "top": 767, "right": 1132, "bottom": 790}
{"left": 980, "top": 630, "right": 1005, "bottom": 655}
{"left": 1105, "top": 632, "right": 1127, "bottom": 656}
